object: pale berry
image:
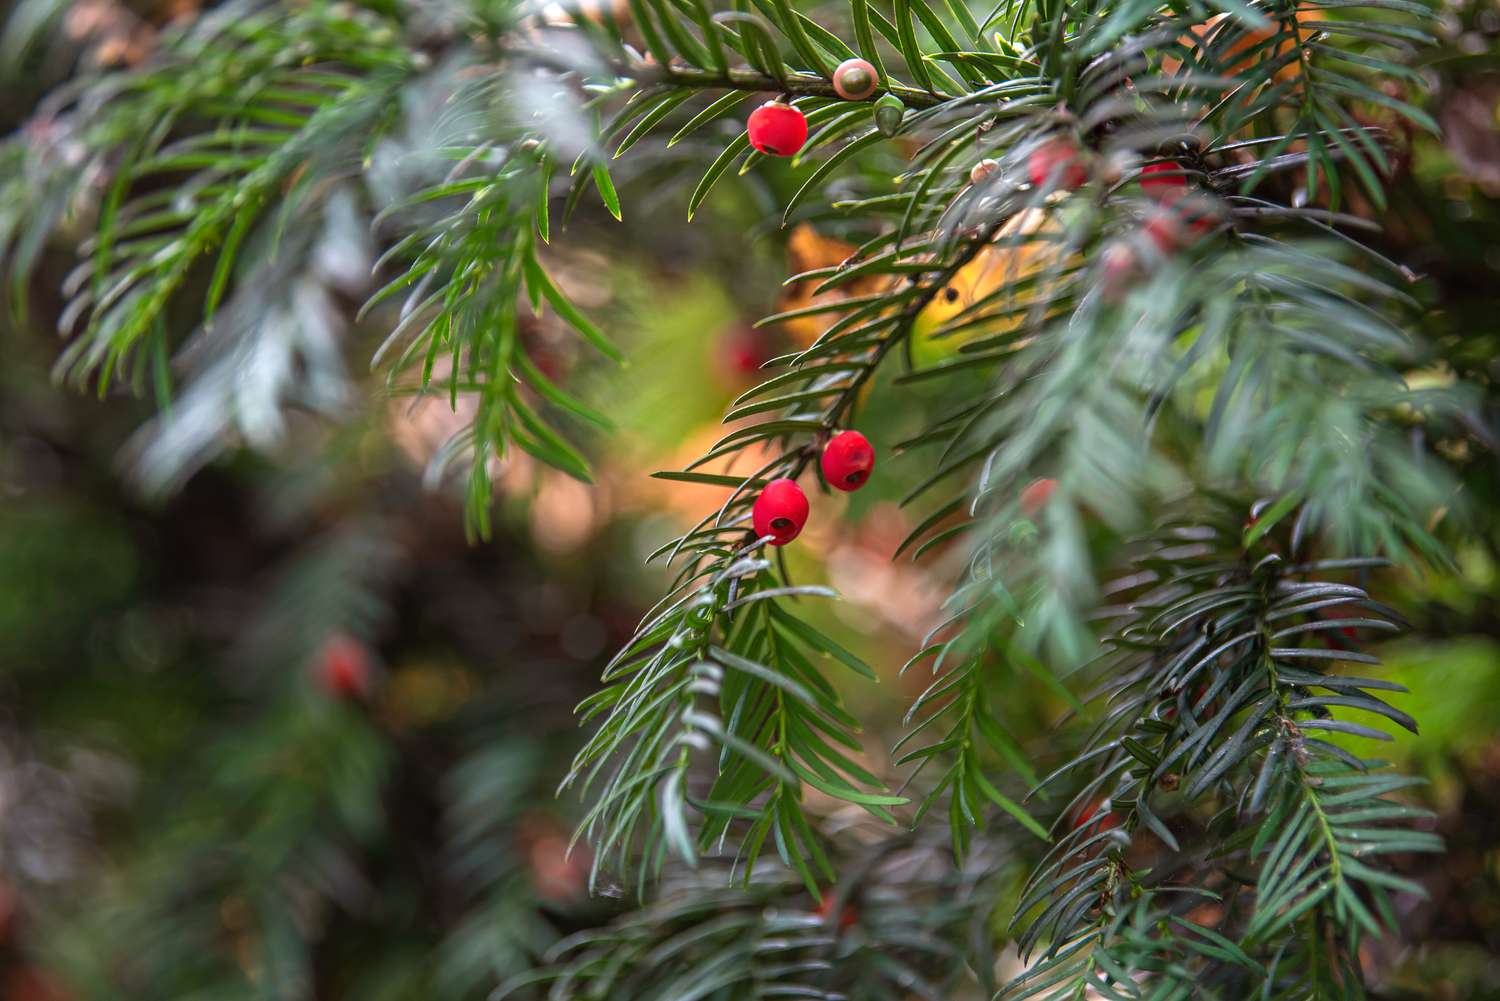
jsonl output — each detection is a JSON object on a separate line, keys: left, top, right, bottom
{"left": 969, "top": 158, "right": 1000, "bottom": 186}
{"left": 832, "top": 58, "right": 879, "bottom": 101}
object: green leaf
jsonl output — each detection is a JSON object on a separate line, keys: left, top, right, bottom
{"left": 523, "top": 253, "right": 623, "bottom": 361}
{"left": 592, "top": 162, "right": 623, "bottom": 221}
{"left": 688, "top": 132, "right": 751, "bottom": 220}
{"left": 892, "top": 0, "right": 937, "bottom": 93}
{"left": 973, "top": 767, "right": 1050, "bottom": 840}
{"left": 850, "top": 0, "right": 886, "bottom": 78}
{"left": 535, "top": 155, "right": 553, "bottom": 243}
{"left": 784, "top": 129, "right": 885, "bottom": 224}
{"left": 668, "top": 91, "right": 754, "bottom": 147}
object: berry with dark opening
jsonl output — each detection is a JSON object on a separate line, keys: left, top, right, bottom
{"left": 317, "top": 633, "right": 372, "bottom": 701}
{"left": 747, "top": 101, "right": 808, "bottom": 157}
{"left": 969, "top": 158, "right": 1000, "bottom": 186}
{"left": 832, "top": 58, "right": 879, "bottom": 101}
{"left": 1140, "top": 160, "right": 1189, "bottom": 200}
{"left": 821, "top": 430, "right": 875, "bottom": 491}
{"left": 1020, "top": 477, "right": 1057, "bottom": 517}
{"left": 1028, "top": 137, "right": 1088, "bottom": 191}
{"left": 752, "top": 478, "right": 810, "bottom": 545}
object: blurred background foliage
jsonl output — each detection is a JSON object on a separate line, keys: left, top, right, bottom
{"left": 0, "top": 0, "right": 1497, "bottom": 998}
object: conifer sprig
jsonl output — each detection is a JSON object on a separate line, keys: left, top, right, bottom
{"left": 0, "top": 0, "right": 1472, "bottom": 994}
{"left": 1004, "top": 498, "right": 1438, "bottom": 997}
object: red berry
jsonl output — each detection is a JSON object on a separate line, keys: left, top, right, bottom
{"left": 747, "top": 101, "right": 808, "bottom": 157}
{"left": 1099, "top": 242, "right": 1138, "bottom": 301}
{"left": 1145, "top": 200, "right": 1219, "bottom": 257}
{"left": 519, "top": 814, "right": 591, "bottom": 903}
{"left": 832, "top": 58, "right": 879, "bottom": 101}
{"left": 752, "top": 478, "right": 809, "bottom": 545}
{"left": 816, "top": 895, "right": 859, "bottom": 930}
{"left": 1143, "top": 209, "right": 1182, "bottom": 254}
{"left": 1140, "top": 161, "right": 1189, "bottom": 200}
{"left": 821, "top": 430, "right": 874, "bottom": 491}
{"left": 1164, "top": 681, "right": 1212, "bottom": 720}
{"left": 1020, "top": 477, "right": 1057, "bottom": 516}
{"left": 1074, "top": 799, "right": 1121, "bottom": 833}
{"left": 317, "top": 633, "right": 372, "bottom": 700}
{"left": 1028, "top": 137, "right": 1088, "bottom": 191}
{"left": 718, "top": 325, "right": 772, "bottom": 381}
{"left": 1177, "top": 198, "right": 1221, "bottom": 238}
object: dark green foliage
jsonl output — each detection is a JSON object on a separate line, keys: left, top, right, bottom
{"left": 566, "top": 541, "right": 900, "bottom": 893}
{"left": 499, "top": 834, "right": 1004, "bottom": 1001}
{"left": 1006, "top": 498, "right": 1440, "bottom": 997}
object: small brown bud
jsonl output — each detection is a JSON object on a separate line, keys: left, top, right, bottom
{"left": 969, "top": 158, "right": 1000, "bottom": 186}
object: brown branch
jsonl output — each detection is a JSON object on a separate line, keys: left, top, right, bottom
{"left": 512, "top": 43, "right": 946, "bottom": 108}
{"left": 632, "top": 64, "right": 945, "bottom": 109}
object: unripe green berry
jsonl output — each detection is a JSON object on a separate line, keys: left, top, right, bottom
{"left": 874, "top": 94, "right": 904, "bottom": 137}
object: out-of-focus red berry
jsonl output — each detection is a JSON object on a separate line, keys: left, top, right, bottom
{"left": 1099, "top": 241, "right": 1138, "bottom": 301}
{"left": 816, "top": 894, "right": 859, "bottom": 930}
{"left": 1140, "top": 161, "right": 1189, "bottom": 200}
{"left": 317, "top": 633, "right": 372, "bottom": 701}
{"left": 1020, "top": 477, "right": 1058, "bottom": 517}
{"left": 4, "top": 967, "right": 70, "bottom": 1001}
{"left": 1028, "top": 138, "right": 1089, "bottom": 191}
{"left": 718, "top": 326, "right": 773, "bottom": 382}
{"left": 1143, "top": 210, "right": 1183, "bottom": 254}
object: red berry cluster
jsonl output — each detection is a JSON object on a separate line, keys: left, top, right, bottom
{"left": 1138, "top": 159, "right": 1219, "bottom": 248}
{"left": 749, "top": 431, "right": 875, "bottom": 546}
{"left": 1101, "top": 157, "right": 1222, "bottom": 299}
